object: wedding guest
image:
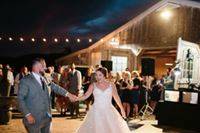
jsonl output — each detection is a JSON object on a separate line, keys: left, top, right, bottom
{"left": 130, "top": 71, "right": 141, "bottom": 117}
{"left": 0, "top": 65, "right": 12, "bottom": 96}
{"left": 7, "top": 65, "right": 14, "bottom": 96}
{"left": 82, "top": 67, "right": 94, "bottom": 111}
{"left": 57, "top": 66, "right": 71, "bottom": 115}
{"left": 51, "top": 66, "right": 63, "bottom": 109}
{"left": 0, "top": 68, "right": 4, "bottom": 96}
{"left": 163, "top": 67, "right": 174, "bottom": 90}
{"left": 14, "top": 66, "right": 29, "bottom": 95}
{"left": 150, "top": 76, "right": 163, "bottom": 110}
{"left": 113, "top": 72, "right": 123, "bottom": 111}
{"left": 68, "top": 63, "right": 82, "bottom": 118}
{"left": 121, "top": 71, "right": 133, "bottom": 118}
{"left": 115, "top": 72, "right": 123, "bottom": 98}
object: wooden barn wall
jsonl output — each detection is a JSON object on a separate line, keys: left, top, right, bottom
{"left": 155, "top": 57, "right": 175, "bottom": 77}
{"left": 119, "top": 6, "right": 200, "bottom": 48}
{"left": 58, "top": 52, "right": 90, "bottom": 66}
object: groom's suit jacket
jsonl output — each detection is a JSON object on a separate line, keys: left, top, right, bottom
{"left": 18, "top": 73, "right": 67, "bottom": 126}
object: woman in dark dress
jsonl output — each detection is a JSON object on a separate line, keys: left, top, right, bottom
{"left": 82, "top": 67, "right": 94, "bottom": 111}
{"left": 113, "top": 72, "right": 123, "bottom": 110}
{"left": 150, "top": 76, "right": 163, "bottom": 110}
{"left": 130, "top": 71, "right": 141, "bottom": 117}
{"left": 121, "top": 71, "right": 133, "bottom": 118}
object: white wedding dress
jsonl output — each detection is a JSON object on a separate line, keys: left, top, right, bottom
{"left": 76, "top": 83, "right": 132, "bottom": 133}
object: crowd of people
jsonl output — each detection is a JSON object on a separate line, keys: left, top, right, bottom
{"left": 0, "top": 61, "right": 175, "bottom": 119}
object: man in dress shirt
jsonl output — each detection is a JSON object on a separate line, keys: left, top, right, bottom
{"left": 18, "top": 58, "right": 77, "bottom": 133}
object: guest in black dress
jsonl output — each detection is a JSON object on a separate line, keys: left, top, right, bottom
{"left": 113, "top": 72, "right": 123, "bottom": 110}
{"left": 130, "top": 71, "right": 141, "bottom": 117}
{"left": 150, "top": 76, "right": 163, "bottom": 110}
{"left": 115, "top": 72, "right": 123, "bottom": 99}
{"left": 82, "top": 67, "right": 95, "bottom": 111}
{"left": 121, "top": 71, "right": 133, "bottom": 118}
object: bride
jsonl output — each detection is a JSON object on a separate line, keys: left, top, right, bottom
{"left": 76, "top": 67, "right": 132, "bottom": 133}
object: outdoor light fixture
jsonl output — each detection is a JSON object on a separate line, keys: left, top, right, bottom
{"left": 65, "top": 38, "right": 69, "bottom": 42}
{"left": 43, "top": 38, "right": 47, "bottom": 42}
{"left": 161, "top": 9, "right": 172, "bottom": 20}
{"left": 173, "top": 60, "right": 181, "bottom": 76}
{"left": 20, "top": 37, "right": 24, "bottom": 42}
{"left": 89, "top": 38, "right": 92, "bottom": 42}
{"left": 0, "top": 37, "right": 2, "bottom": 40}
{"left": 77, "top": 38, "right": 80, "bottom": 42}
{"left": 9, "top": 37, "right": 13, "bottom": 41}
{"left": 31, "top": 38, "right": 35, "bottom": 42}
{"left": 54, "top": 38, "right": 58, "bottom": 42}
{"left": 109, "top": 38, "right": 119, "bottom": 45}
{"left": 173, "top": 66, "right": 181, "bottom": 76}
{"left": 165, "top": 63, "right": 173, "bottom": 66}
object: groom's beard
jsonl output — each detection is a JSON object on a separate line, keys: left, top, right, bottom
{"left": 40, "top": 71, "right": 45, "bottom": 76}
{"left": 39, "top": 67, "right": 47, "bottom": 76}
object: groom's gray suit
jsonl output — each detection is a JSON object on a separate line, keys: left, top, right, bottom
{"left": 18, "top": 73, "right": 68, "bottom": 133}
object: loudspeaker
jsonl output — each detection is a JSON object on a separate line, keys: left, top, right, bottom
{"left": 141, "top": 58, "right": 155, "bottom": 76}
{"left": 101, "top": 60, "right": 113, "bottom": 72}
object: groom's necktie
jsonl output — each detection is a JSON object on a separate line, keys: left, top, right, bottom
{"left": 40, "top": 77, "right": 45, "bottom": 91}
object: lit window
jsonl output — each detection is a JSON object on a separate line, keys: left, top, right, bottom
{"left": 111, "top": 56, "right": 128, "bottom": 72}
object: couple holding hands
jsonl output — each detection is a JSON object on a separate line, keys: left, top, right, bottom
{"left": 18, "top": 58, "right": 132, "bottom": 133}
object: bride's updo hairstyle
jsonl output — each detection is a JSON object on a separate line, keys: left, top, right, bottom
{"left": 97, "top": 67, "right": 108, "bottom": 79}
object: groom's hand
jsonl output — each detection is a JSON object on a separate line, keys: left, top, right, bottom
{"left": 26, "top": 114, "right": 35, "bottom": 124}
{"left": 67, "top": 93, "right": 78, "bottom": 102}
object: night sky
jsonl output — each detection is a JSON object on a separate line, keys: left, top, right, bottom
{"left": 0, "top": 0, "right": 157, "bottom": 57}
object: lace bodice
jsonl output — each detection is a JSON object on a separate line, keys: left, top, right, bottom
{"left": 92, "top": 83, "right": 113, "bottom": 108}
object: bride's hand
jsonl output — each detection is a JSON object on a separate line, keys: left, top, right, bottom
{"left": 74, "top": 95, "right": 80, "bottom": 102}
{"left": 76, "top": 96, "right": 83, "bottom": 101}
{"left": 121, "top": 109, "right": 126, "bottom": 119}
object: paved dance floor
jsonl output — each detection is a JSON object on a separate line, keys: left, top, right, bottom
{"left": 0, "top": 111, "right": 198, "bottom": 133}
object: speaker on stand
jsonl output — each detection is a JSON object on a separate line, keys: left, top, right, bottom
{"left": 139, "top": 58, "right": 155, "bottom": 120}
{"left": 101, "top": 60, "right": 113, "bottom": 72}
{"left": 141, "top": 58, "right": 155, "bottom": 76}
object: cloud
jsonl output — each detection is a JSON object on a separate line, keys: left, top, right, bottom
{"left": 85, "top": 16, "right": 107, "bottom": 27}
{"left": 69, "top": 26, "right": 91, "bottom": 34}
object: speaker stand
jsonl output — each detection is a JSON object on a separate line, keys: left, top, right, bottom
{"left": 139, "top": 103, "right": 154, "bottom": 120}
{"left": 139, "top": 90, "right": 154, "bottom": 120}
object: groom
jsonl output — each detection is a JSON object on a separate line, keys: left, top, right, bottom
{"left": 18, "top": 58, "right": 77, "bottom": 133}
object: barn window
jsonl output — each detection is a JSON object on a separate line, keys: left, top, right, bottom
{"left": 111, "top": 56, "right": 128, "bottom": 72}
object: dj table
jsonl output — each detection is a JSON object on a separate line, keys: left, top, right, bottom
{"left": 155, "top": 88, "right": 200, "bottom": 131}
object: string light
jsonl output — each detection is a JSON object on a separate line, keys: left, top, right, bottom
{"left": 65, "top": 38, "right": 69, "bottom": 42}
{"left": 20, "top": 37, "right": 24, "bottom": 42}
{"left": 100, "top": 39, "right": 104, "bottom": 42}
{"left": 1, "top": 36, "right": 96, "bottom": 44}
{"left": 31, "top": 38, "right": 35, "bottom": 42}
{"left": 54, "top": 38, "right": 58, "bottom": 43}
{"left": 43, "top": 38, "right": 47, "bottom": 42}
{"left": 9, "top": 37, "right": 13, "bottom": 41}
